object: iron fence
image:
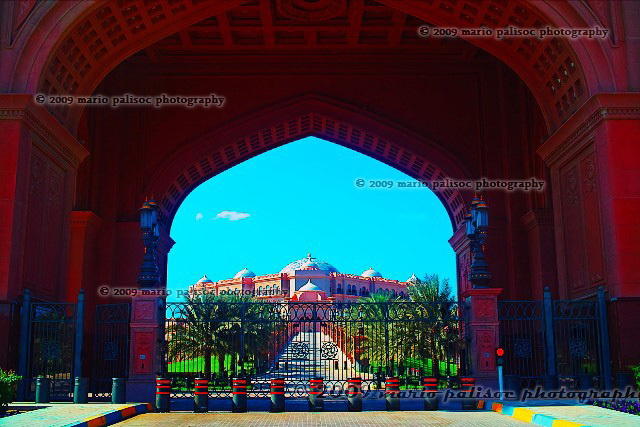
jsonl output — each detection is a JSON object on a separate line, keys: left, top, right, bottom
{"left": 163, "top": 301, "right": 466, "bottom": 397}
{"left": 499, "top": 287, "right": 611, "bottom": 390}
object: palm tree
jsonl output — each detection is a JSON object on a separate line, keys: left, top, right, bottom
{"left": 166, "top": 293, "right": 282, "bottom": 379}
{"left": 406, "top": 274, "right": 462, "bottom": 377}
{"left": 351, "top": 291, "right": 402, "bottom": 374}
{"left": 166, "top": 293, "right": 249, "bottom": 378}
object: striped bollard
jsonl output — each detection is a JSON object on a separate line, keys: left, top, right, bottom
{"left": 308, "top": 377, "right": 324, "bottom": 411}
{"left": 270, "top": 378, "right": 285, "bottom": 413}
{"left": 155, "top": 377, "right": 171, "bottom": 412}
{"left": 459, "top": 377, "right": 477, "bottom": 410}
{"left": 422, "top": 377, "right": 439, "bottom": 410}
{"left": 193, "top": 378, "right": 208, "bottom": 413}
{"left": 346, "top": 377, "right": 362, "bottom": 412}
{"left": 385, "top": 376, "right": 400, "bottom": 411}
{"left": 232, "top": 377, "right": 247, "bottom": 413}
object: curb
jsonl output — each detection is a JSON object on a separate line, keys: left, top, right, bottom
{"left": 64, "top": 403, "right": 153, "bottom": 427}
{"left": 491, "top": 402, "right": 590, "bottom": 427}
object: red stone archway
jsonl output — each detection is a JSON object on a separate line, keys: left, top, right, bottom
{"left": 146, "top": 94, "right": 469, "bottom": 229}
{"left": 3, "top": 0, "right": 618, "bottom": 132}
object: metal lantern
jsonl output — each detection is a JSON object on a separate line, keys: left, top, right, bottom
{"left": 465, "top": 211, "right": 475, "bottom": 237}
{"left": 138, "top": 198, "right": 161, "bottom": 288}
{"left": 139, "top": 201, "right": 154, "bottom": 231}
{"left": 475, "top": 199, "right": 489, "bottom": 229}
{"left": 467, "top": 195, "right": 491, "bottom": 288}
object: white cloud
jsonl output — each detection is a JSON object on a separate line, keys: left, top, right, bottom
{"left": 216, "top": 210, "right": 251, "bottom": 221}
{"left": 195, "top": 212, "right": 204, "bottom": 221}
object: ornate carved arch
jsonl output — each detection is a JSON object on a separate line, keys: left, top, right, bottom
{"left": 146, "top": 95, "right": 469, "bottom": 229}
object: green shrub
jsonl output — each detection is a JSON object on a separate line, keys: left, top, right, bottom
{"left": 0, "top": 368, "right": 21, "bottom": 411}
{"left": 631, "top": 364, "right": 640, "bottom": 389}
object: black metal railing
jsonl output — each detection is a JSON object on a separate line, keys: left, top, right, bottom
{"left": 163, "top": 301, "right": 466, "bottom": 397}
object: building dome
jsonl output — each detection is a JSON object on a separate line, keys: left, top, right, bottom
{"left": 361, "top": 267, "right": 382, "bottom": 278}
{"left": 196, "top": 274, "right": 213, "bottom": 284}
{"left": 298, "top": 280, "right": 322, "bottom": 292}
{"left": 233, "top": 267, "right": 256, "bottom": 279}
{"left": 407, "top": 273, "right": 419, "bottom": 283}
{"left": 280, "top": 253, "right": 339, "bottom": 275}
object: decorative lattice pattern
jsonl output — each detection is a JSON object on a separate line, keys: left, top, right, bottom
{"left": 38, "top": 0, "right": 588, "bottom": 127}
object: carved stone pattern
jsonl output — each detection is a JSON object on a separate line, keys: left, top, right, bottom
{"left": 583, "top": 156, "right": 597, "bottom": 193}
{"left": 474, "top": 298, "right": 495, "bottom": 321}
{"left": 134, "top": 300, "right": 155, "bottom": 321}
{"left": 564, "top": 166, "right": 579, "bottom": 206}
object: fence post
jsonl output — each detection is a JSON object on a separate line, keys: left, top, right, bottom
{"left": 17, "top": 289, "right": 32, "bottom": 401}
{"left": 597, "top": 286, "right": 613, "bottom": 390}
{"left": 73, "top": 290, "right": 85, "bottom": 379}
{"left": 542, "top": 287, "right": 558, "bottom": 389}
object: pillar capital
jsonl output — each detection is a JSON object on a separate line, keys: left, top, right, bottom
{"left": 0, "top": 94, "right": 88, "bottom": 168}
{"left": 538, "top": 92, "right": 640, "bottom": 167}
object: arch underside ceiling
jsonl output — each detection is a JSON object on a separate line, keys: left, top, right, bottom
{"left": 155, "top": 111, "right": 467, "bottom": 230}
{"left": 35, "top": 0, "right": 595, "bottom": 131}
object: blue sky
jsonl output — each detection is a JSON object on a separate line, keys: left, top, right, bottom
{"left": 167, "top": 137, "right": 456, "bottom": 297}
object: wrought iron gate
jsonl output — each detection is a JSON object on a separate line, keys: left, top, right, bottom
{"left": 90, "top": 303, "right": 131, "bottom": 399}
{"left": 27, "top": 301, "right": 77, "bottom": 400}
{"left": 164, "top": 301, "right": 465, "bottom": 397}
{"left": 498, "top": 287, "right": 611, "bottom": 389}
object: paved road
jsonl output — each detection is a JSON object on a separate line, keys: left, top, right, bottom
{"left": 115, "top": 411, "right": 534, "bottom": 426}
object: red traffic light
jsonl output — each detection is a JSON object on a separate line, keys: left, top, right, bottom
{"left": 496, "top": 347, "right": 505, "bottom": 357}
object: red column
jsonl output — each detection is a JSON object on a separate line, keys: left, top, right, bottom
{"left": 67, "top": 211, "right": 102, "bottom": 302}
{"left": 462, "top": 288, "right": 502, "bottom": 387}
{"left": 538, "top": 93, "right": 640, "bottom": 371}
{"left": 521, "top": 209, "right": 558, "bottom": 299}
{"left": 0, "top": 95, "right": 87, "bottom": 301}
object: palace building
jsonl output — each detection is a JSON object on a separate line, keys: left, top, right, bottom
{"left": 190, "top": 254, "right": 417, "bottom": 302}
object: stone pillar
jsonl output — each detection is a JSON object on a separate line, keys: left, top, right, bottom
{"left": 0, "top": 95, "right": 88, "bottom": 301}
{"left": 449, "top": 225, "right": 472, "bottom": 296}
{"left": 538, "top": 92, "right": 640, "bottom": 375}
{"left": 462, "top": 288, "right": 502, "bottom": 387}
{"left": 67, "top": 211, "right": 102, "bottom": 303}
{"left": 520, "top": 209, "right": 558, "bottom": 299}
{"left": 126, "top": 295, "right": 164, "bottom": 404}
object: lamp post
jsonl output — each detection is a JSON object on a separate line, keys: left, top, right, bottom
{"left": 137, "top": 199, "right": 160, "bottom": 288}
{"left": 466, "top": 196, "right": 491, "bottom": 288}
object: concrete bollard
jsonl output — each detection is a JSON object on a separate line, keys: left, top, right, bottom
{"left": 155, "top": 377, "right": 171, "bottom": 412}
{"left": 308, "top": 377, "right": 324, "bottom": 411}
{"left": 35, "top": 376, "right": 50, "bottom": 403}
{"left": 193, "top": 378, "right": 208, "bottom": 413}
{"left": 73, "top": 377, "right": 88, "bottom": 403}
{"left": 385, "top": 377, "right": 400, "bottom": 411}
{"left": 346, "top": 377, "right": 362, "bottom": 412}
{"left": 231, "top": 377, "right": 247, "bottom": 413}
{"left": 111, "top": 378, "right": 126, "bottom": 404}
